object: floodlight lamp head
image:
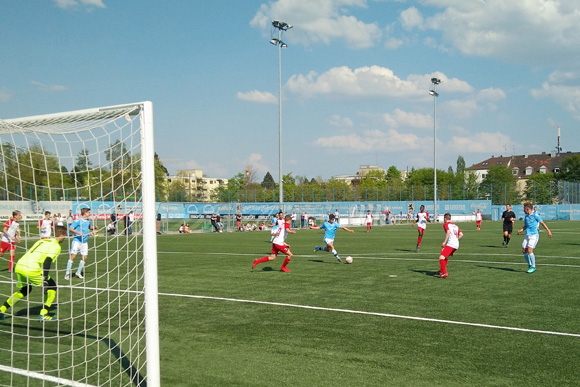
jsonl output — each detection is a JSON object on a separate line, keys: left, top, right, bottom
{"left": 280, "top": 42, "right": 287, "bottom": 48}
{"left": 431, "top": 77, "right": 442, "bottom": 85}
{"left": 270, "top": 39, "right": 278, "bottom": 45}
{"left": 429, "top": 90, "right": 439, "bottom": 97}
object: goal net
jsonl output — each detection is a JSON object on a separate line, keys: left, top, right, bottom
{"left": 0, "top": 102, "right": 159, "bottom": 386}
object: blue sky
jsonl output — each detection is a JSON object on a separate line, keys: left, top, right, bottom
{"left": 2, "top": 0, "right": 580, "bottom": 182}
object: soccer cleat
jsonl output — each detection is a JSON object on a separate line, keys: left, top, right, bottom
{"left": 75, "top": 272, "right": 84, "bottom": 279}
{"left": 335, "top": 256, "right": 342, "bottom": 263}
{"left": 252, "top": 259, "right": 259, "bottom": 270}
{"left": 64, "top": 274, "right": 70, "bottom": 280}
{"left": 527, "top": 267, "right": 536, "bottom": 274}
{"left": 416, "top": 246, "right": 420, "bottom": 252}
{"left": 280, "top": 266, "right": 291, "bottom": 273}
{"left": 502, "top": 241, "right": 506, "bottom": 246}
{"left": 38, "top": 314, "right": 57, "bottom": 322}
{"left": 314, "top": 246, "right": 319, "bottom": 252}
{"left": 440, "top": 273, "right": 448, "bottom": 278}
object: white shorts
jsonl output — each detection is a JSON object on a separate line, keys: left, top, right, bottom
{"left": 323, "top": 237, "right": 334, "bottom": 246}
{"left": 522, "top": 234, "right": 539, "bottom": 250}
{"left": 271, "top": 227, "right": 278, "bottom": 236}
{"left": 70, "top": 240, "right": 89, "bottom": 256}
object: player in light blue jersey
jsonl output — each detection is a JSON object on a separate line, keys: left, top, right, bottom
{"left": 517, "top": 202, "right": 552, "bottom": 273}
{"left": 66, "top": 208, "right": 97, "bottom": 280}
{"left": 269, "top": 211, "right": 282, "bottom": 242}
{"left": 310, "top": 213, "right": 354, "bottom": 262}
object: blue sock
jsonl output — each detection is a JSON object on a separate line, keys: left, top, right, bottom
{"left": 528, "top": 253, "right": 536, "bottom": 268}
{"left": 66, "top": 260, "right": 73, "bottom": 275}
{"left": 76, "top": 260, "right": 85, "bottom": 275}
{"left": 523, "top": 253, "right": 529, "bottom": 266}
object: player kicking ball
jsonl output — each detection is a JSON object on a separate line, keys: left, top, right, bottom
{"left": 437, "top": 213, "right": 463, "bottom": 278}
{"left": 252, "top": 214, "right": 296, "bottom": 272}
{"left": 0, "top": 226, "right": 67, "bottom": 321}
{"left": 310, "top": 213, "right": 354, "bottom": 263}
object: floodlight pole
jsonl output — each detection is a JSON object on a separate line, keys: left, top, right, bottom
{"left": 430, "top": 78, "right": 441, "bottom": 222}
{"left": 270, "top": 20, "right": 292, "bottom": 210}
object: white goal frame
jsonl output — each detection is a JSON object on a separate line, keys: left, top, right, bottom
{"left": 0, "top": 102, "right": 160, "bottom": 386}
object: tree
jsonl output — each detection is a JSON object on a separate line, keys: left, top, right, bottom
{"left": 105, "top": 140, "right": 130, "bottom": 171}
{"left": 154, "top": 153, "right": 169, "bottom": 201}
{"left": 524, "top": 173, "right": 556, "bottom": 204}
{"left": 456, "top": 156, "right": 466, "bottom": 175}
{"left": 480, "top": 165, "right": 518, "bottom": 204}
{"left": 261, "top": 172, "right": 276, "bottom": 189}
{"left": 386, "top": 166, "right": 402, "bottom": 183}
{"left": 359, "top": 170, "right": 388, "bottom": 189}
{"left": 556, "top": 154, "right": 580, "bottom": 182}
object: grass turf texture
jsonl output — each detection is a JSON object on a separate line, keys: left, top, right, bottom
{"left": 158, "top": 220, "right": 580, "bottom": 386}
{"left": 0, "top": 220, "right": 579, "bottom": 386}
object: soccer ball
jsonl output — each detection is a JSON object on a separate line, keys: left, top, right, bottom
{"left": 345, "top": 256, "right": 353, "bottom": 264}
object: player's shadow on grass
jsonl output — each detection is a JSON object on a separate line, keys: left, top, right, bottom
{"left": 253, "top": 267, "right": 276, "bottom": 272}
{"left": 412, "top": 269, "right": 440, "bottom": 277}
{"left": 480, "top": 245, "right": 510, "bottom": 249}
{"left": 476, "top": 265, "right": 518, "bottom": 272}
{"left": 6, "top": 307, "right": 145, "bottom": 386}
{"left": 395, "top": 248, "right": 416, "bottom": 252}
{"left": 307, "top": 259, "right": 334, "bottom": 264}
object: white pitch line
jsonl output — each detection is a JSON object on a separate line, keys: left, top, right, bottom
{"left": 161, "top": 293, "right": 580, "bottom": 338}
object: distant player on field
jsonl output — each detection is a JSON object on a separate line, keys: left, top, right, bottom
{"left": 311, "top": 213, "right": 354, "bottom": 263}
{"left": 475, "top": 209, "right": 482, "bottom": 231}
{"left": 252, "top": 214, "right": 296, "bottom": 272}
{"left": 414, "top": 205, "right": 430, "bottom": 251}
{"left": 365, "top": 210, "right": 373, "bottom": 232}
{"left": 437, "top": 213, "right": 463, "bottom": 278}
{"left": 517, "top": 202, "right": 552, "bottom": 273}
{"left": 269, "top": 212, "right": 280, "bottom": 242}
{"left": 38, "top": 211, "right": 54, "bottom": 239}
{"left": 66, "top": 208, "right": 97, "bottom": 280}
{"left": 501, "top": 204, "right": 516, "bottom": 247}
{"left": 1, "top": 210, "right": 22, "bottom": 272}
{"left": 0, "top": 226, "right": 67, "bottom": 321}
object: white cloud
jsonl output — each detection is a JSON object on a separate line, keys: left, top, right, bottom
{"left": 385, "top": 37, "right": 403, "bottom": 50}
{"left": 82, "top": 0, "right": 105, "bottom": 7}
{"left": 54, "top": 0, "right": 105, "bottom": 8}
{"left": 531, "top": 82, "right": 580, "bottom": 120}
{"left": 314, "top": 128, "right": 422, "bottom": 152}
{"left": 251, "top": 0, "right": 382, "bottom": 49}
{"left": 382, "top": 108, "right": 432, "bottom": 130}
{"left": 236, "top": 90, "right": 277, "bottom": 104}
{"left": 31, "top": 81, "right": 67, "bottom": 92}
{"left": 448, "top": 132, "right": 514, "bottom": 154}
{"left": 327, "top": 114, "right": 354, "bottom": 128}
{"left": 400, "top": 7, "right": 424, "bottom": 30}
{"left": 287, "top": 66, "right": 473, "bottom": 100}
{"left": 244, "top": 153, "right": 270, "bottom": 175}
{"left": 423, "top": 1, "right": 580, "bottom": 64}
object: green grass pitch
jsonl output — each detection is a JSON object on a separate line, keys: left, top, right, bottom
{"left": 157, "top": 220, "right": 580, "bottom": 386}
{"left": 1, "top": 220, "right": 579, "bottom": 386}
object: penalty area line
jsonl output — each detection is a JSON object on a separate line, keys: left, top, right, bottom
{"left": 163, "top": 293, "right": 580, "bottom": 339}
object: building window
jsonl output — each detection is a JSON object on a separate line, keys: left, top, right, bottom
{"left": 525, "top": 166, "right": 533, "bottom": 176}
{"left": 554, "top": 167, "right": 560, "bottom": 173}
{"left": 539, "top": 166, "right": 547, "bottom": 174}
{"left": 481, "top": 174, "right": 487, "bottom": 179}
{"left": 512, "top": 168, "right": 518, "bottom": 175}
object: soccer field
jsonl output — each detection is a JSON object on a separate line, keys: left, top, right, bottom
{"left": 157, "top": 220, "right": 580, "bottom": 386}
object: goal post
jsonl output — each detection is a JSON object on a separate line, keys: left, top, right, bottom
{"left": 0, "top": 102, "right": 160, "bottom": 386}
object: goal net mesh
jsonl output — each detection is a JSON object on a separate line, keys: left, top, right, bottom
{"left": 0, "top": 102, "right": 159, "bottom": 386}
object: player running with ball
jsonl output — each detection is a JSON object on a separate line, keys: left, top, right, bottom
{"left": 252, "top": 214, "right": 296, "bottom": 272}
{"left": 311, "top": 213, "right": 354, "bottom": 263}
